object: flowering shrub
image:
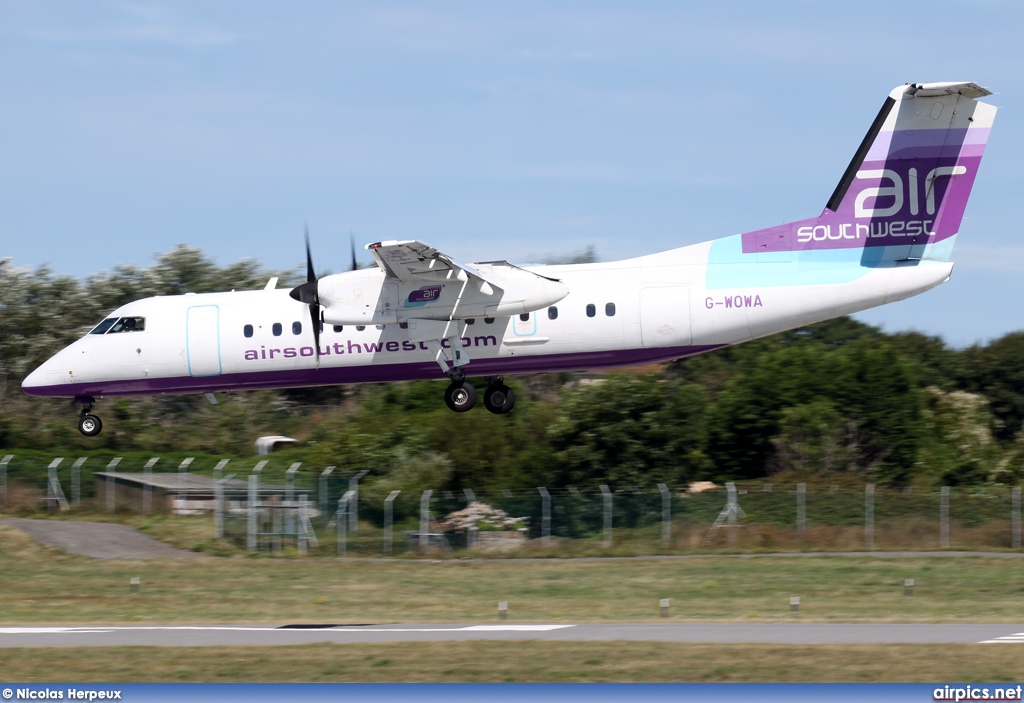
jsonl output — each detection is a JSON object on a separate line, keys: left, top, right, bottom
{"left": 441, "top": 502, "right": 529, "bottom": 532}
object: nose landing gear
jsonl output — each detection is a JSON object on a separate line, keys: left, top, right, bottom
{"left": 75, "top": 398, "right": 103, "bottom": 437}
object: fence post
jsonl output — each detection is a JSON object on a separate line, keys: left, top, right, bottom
{"left": 538, "top": 487, "right": 551, "bottom": 546}
{"left": 142, "top": 458, "right": 158, "bottom": 514}
{"left": 213, "top": 459, "right": 229, "bottom": 481}
{"left": 177, "top": 458, "right": 194, "bottom": 515}
{"left": 796, "top": 483, "right": 806, "bottom": 539}
{"left": 337, "top": 490, "right": 355, "bottom": 556}
{"left": 658, "top": 483, "right": 671, "bottom": 547}
{"left": 214, "top": 473, "right": 235, "bottom": 540}
{"left": 71, "top": 457, "right": 86, "bottom": 507}
{"left": 940, "top": 486, "right": 950, "bottom": 548}
{"left": 47, "top": 458, "right": 68, "bottom": 511}
{"left": 285, "top": 463, "right": 301, "bottom": 538}
{"left": 384, "top": 490, "right": 401, "bottom": 556}
{"left": 420, "top": 489, "right": 433, "bottom": 552}
{"left": 0, "top": 455, "right": 11, "bottom": 507}
{"left": 319, "top": 466, "right": 335, "bottom": 514}
{"left": 349, "top": 470, "right": 369, "bottom": 532}
{"left": 298, "top": 494, "right": 308, "bottom": 555}
{"left": 247, "top": 474, "right": 258, "bottom": 552}
{"left": 600, "top": 485, "right": 612, "bottom": 545}
{"left": 105, "top": 458, "right": 120, "bottom": 512}
{"left": 1012, "top": 487, "right": 1021, "bottom": 550}
{"left": 865, "top": 484, "right": 875, "bottom": 549}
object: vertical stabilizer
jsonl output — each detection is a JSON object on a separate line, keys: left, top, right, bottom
{"left": 742, "top": 82, "right": 996, "bottom": 262}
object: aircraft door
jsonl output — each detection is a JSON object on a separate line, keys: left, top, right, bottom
{"left": 639, "top": 286, "right": 692, "bottom": 347}
{"left": 186, "top": 305, "right": 222, "bottom": 376}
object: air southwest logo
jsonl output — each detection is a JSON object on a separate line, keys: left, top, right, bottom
{"left": 797, "top": 165, "right": 967, "bottom": 243}
{"left": 405, "top": 285, "right": 443, "bottom": 308}
{"left": 242, "top": 335, "right": 498, "bottom": 361}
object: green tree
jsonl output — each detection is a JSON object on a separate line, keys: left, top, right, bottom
{"left": 547, "top": 374, "right": 710, "bottom": 488}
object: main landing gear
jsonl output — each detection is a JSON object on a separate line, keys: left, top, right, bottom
{"left": 76, "top": 398, "right": 103, "bottom": 437}
{"left": 428, "top": 333, "right": 515, "bottom": 415}
{"left": 443, "top": 376, "right": 516, "bottom": 415}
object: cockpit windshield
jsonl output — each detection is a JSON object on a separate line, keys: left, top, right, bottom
{"left": 89, "top": 317, "right": 146, "bottom": 335}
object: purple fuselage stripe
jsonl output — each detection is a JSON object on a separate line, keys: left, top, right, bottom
{"left": 24, "top": 345, "right": 726, "bottom": 398}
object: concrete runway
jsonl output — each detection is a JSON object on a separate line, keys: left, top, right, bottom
{"left": 1, "top": 623, "right": 1022, "bottom": 647}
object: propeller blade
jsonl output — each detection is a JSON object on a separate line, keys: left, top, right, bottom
{"left": 305, "top": 225, "right": 316, "bottom": 284}
{"left": 349, "top": 231, "right": 357, "bottom": 271}
{"left": 289, "top": 226, "right": 322, "bottom": 363}
{"left": 309, "top": 304, "right": 321, "bottom": 362}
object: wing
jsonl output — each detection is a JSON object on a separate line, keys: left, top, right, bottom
{"left": 366, "top": 240, "right": 497, "bottom": 290}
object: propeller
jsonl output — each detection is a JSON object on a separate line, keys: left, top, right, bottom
{"left": 289, "top": 226, "right": 322, "bottom": 361}
{"left": 349, "top": 230, "right": 358, "bottom": 272}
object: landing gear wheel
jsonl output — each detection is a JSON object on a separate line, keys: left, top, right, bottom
{"left": 484, "top": 383, "right": 516, "bottom": 414}
{"left": 78, "top": 414, "right": 103, "bottom": 437}
{"left": 444, "top": 381, "right": 478, "bottom": 412}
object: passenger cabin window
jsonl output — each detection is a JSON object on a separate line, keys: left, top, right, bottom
{"left": 272, "top": 323, "right": 282, "bottom": 336}
{"left": 548, "top": 306, "right": 558, "bottom": 320}
{"left": 356, "top": 325, "right": 365, "bottom": 331}
{"left": 292, "top": 321, "right": 302, "bottom": 335}
{"left": 586, "top": 304, "right": 596, "bottom": 318}
{"left": 519, "top": 313, "right": 530, "bottom": 322}
{"left": 605, "top": 302, "right": 616, "bottom": 317}
{"left": 333, "top": 325, "right": 343, "bottom": 333}
{"left": 243, "top": 324, "right": 254, "bottom": 338}
{"left": 484, "top": 317, "right": 494, "bottom": 324}
{"left": 103, "top": 317, "right": 146, "bottom": 334}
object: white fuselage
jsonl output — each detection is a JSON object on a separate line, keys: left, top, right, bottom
{"left": 22, "top": 237, "right": 952, "bottom": 400}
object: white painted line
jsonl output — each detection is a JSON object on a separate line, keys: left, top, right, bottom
{"left": 979, "top": 632, "right": 1024, "bottom": 643}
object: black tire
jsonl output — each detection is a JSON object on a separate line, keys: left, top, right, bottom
{"left": 484, "top": 384, "right": 516, "bottom": 414}
{"left": 78, "top": 414, "right": 103, "bottom": 437}
{"left": 444, "top": 381, "right": 478, "bottom": 412}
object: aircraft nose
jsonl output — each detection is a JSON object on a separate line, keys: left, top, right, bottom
{"left": 21, "top": 356, "right": 64, "bottom": 397}
{"left": 21, "top": 365, "right": 47, "bottom": 394}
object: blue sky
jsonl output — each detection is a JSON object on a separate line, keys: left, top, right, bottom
{"left": 1, "top": 1, "right": 1022, "bottom": 346}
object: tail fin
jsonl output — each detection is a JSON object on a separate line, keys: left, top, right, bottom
{"left": 744, "top": 82, "right": 996, "bottom": 262}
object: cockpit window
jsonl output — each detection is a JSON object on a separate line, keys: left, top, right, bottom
{"left": 98, "top": 317, "right": 146, "bottom": 333}
{"left": 90, "top": 318, "right": 119, "bottom": 335}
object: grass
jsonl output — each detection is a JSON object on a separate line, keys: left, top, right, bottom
{"left": 1, "top": 642, "right": 1023, "bottom": 682}
{"left": 1, "top": 522, "right": 1022, "bottom": 624}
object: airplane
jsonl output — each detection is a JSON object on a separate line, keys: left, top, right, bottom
{"left": 22, "top": 81, "right": 997, "bottom": 436}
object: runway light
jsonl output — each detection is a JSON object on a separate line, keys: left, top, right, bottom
{"left": 130, "top": 577, "right": 140, "bottom": 594}
{"left": 660, "top": 598, "right": 670, "bottom": 618}
{"left": 905, "top": 579, "right": 915, "bottom": 596}
{"left": 790, "top": 596, "right": 800, "bottom": 615}
{"left": 498, "top": 601, "right": 508, "bottom": 620}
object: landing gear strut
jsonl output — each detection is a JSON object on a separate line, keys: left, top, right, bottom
{"left": 76, "top": 398, "right": 103, "bottom": 437}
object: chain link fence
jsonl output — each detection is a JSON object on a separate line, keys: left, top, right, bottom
{"left": 2, "top": 453, "right": 1020, "bottom": 556}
